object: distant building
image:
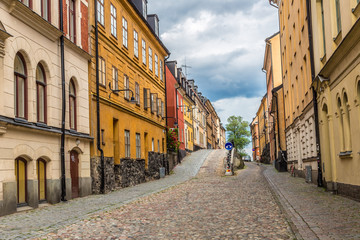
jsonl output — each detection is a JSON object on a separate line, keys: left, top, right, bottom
{"left": 250, "top": 116, "right": 260, "bottom": 162}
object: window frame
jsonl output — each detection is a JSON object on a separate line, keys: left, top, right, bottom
{"left": 69, "top": 0, "right": 76, "bottom": 43}
{"left": 148, "top": 47, "right": 153, "bottom": 71}
{"left": 122, "top": 17, "right": 128, "bottom": 48}
{"left": 144, "top": 88, "right": 149, "bottom": 109}
{"left": 124, "top": 74, "right": 129, "bottom": 100}
{"left": 14, "top": 53, "right": 28, "bottom": 120}
{"left": 97, "top": 0, "right": 105, "bottom": 26}
{"left": 99, "top": 57, "right": 106, "bottom": 86}
{"left": 125, "top": 130, "right": 130, "bottom": 158}
{"left": 19, "top": 0, "right": 32, "bottom": 9}
{"left": 160, "top": 60, "right": 163, "bottom": 81}
{"left": 69, "top": 79, "right": 77, "bottom": 130}
{"left": 335, "top": 0, "right": 342, "bottom": 34}
{"left": 135, "top": 82, "right": 140, "bottom": 105}
{"left": 134, "top": 30, "right": 139, "bottom": 58}
{"left": 136, "top": 133, "right": 141, "bottom": 159}
{"left": 41, "top": 0, "right": 51, "bottom": 22}
{"left": 142, "top": 39, "right": 146, "bottom": 65}
{"left": 155, "top": 54, "right": 158, "bottom": 76}
{"left": 112, "top": 66, "right": 118, "bottom": 90}
{"left": 36, "top": 64, "right": 47, "bottom": 123}
{"left": 110, "top": 3, "right": 117, "bottom": 38}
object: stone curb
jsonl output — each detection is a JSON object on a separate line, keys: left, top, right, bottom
{"left": 261, "top": 165, "right": 319, "bottom": 240}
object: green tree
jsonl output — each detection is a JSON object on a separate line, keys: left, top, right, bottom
{"left": 225, "top": 115, "right": 251, "bottom": 156}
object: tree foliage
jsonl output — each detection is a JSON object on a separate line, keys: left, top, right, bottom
{"left": 225, "top": 115, "right": 251, "bottom": 155}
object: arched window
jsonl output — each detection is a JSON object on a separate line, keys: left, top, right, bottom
{"left": 36, "top": 64, "right": 47, "bottom": 123}
{"left": 69, "top": 79, "right": 76, "bottom": 130}
{"left": 37, "top": 159, "right": 46, "bottom": 202}
{"left": 15, "top": 158, "right": 27, "bottom": 205}
{"left": 343, "top": 92, "right": 351, "bottom": 151}
{"left": 337, "top": 97, "right": 345, "bottom": 152}
{"left": 14, "top": 53, "right": 27, "bottom": 119}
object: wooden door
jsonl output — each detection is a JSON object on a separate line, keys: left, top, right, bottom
{"left": 37, "top": 159, "right": 46, "bottom": 202}
{"left": 15, "top": 158, "right": 27, "bottom": 205}
{"left": 70, "top": 150, "right": 79, "bottom": 198}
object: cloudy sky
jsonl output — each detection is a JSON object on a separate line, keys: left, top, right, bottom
{"left": 149, "top": 0, "right": 279, "bottom": 156}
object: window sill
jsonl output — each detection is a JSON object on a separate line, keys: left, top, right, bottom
{"left": 339, "top": 151, "right": 352, "bottom": 159}
{"left": 352, "top": 2, "right": 360, "bottom": 17}
{"left": 14, "top": 117, "right": 28, "bottom": 123}
{"left": 333, "top": 31, "right": 342, "bottom": 45}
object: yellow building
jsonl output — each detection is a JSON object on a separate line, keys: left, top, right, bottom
{"left": 176, "top": 69, "right": 195, "bottom": 151}
{"left": 89, "top": 0, "right": 170, "bottom": 191}
{"left": 256, "top": 95, "right": 268, "bottom": 161}
{"left": 271, "top": 0, "right": 319, "bottom": 182}
{"left": 311, "top": 0, "right": 360, "bottom": 199}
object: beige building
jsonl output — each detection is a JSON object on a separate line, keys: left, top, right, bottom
{"left": 310, "top": 0, "right": 360, "bottom": 199}
{"left": 271, "top": 0, "right": 319, "bottom": 182}
{"left": 0, "top": 0, "right": 91, "bottom": 216}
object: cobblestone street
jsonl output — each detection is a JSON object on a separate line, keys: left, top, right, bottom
{"left": 34, "top": 150, "right": 294, "bottom": 240}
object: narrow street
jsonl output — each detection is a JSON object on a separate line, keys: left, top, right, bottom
{"left": 35, "top": 150, "right": 294, "bottom": 239}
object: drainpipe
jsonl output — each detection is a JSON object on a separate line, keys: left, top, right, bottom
{"left": 306, "top": 0, "right": 323, "bottom": 187}
{"left": 94, "top": 0, "right": 105, "bottom": 194}
{"left": 164, "top": 54, "right": 170, "bottom": 128}
{"left": 60, "top": 0, "right": 66, "bottom": 202}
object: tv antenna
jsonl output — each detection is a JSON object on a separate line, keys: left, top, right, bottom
{"left": 181, "top": 57, "right": 192, "bottom": 77}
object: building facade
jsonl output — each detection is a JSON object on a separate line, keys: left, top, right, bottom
{"left": 311, "top": 0, "right": 360, "bottom": 199}
{"left": 272, "top": 0, "right": 319, "bottom": 182}
{"left": 0, "top": 0, "right": 91, "bottom": 216}
{"left": 89, "top": 0, "right": 170, "bottom": 191}
{"left": 250, "top": 116, "right": 260, "bottom": 162}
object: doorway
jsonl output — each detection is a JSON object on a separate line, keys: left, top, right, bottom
{"left": 70, "top": 150, "right": 79, "bottom": 198}
{"left": 37, "top": 159, "right": 46, "bottom": 202}
{"left": 15, "top": 158, "right": 27, "bottom": 206}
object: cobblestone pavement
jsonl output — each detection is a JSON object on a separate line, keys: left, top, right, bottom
{"left": 37, "top": 150, "right": 294, "bottom": 240}
{"left": 0, "top": 150, "right": 212, "bottom": 240}
{"left": 263, "top": 164, "right": 360, "bottom": 240}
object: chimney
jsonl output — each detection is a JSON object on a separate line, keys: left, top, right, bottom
{"left": 131, "top": 0, "right": 148, "bottom": 20}
{"left": 147, "top": 14, "right": 160, "bottom": 37}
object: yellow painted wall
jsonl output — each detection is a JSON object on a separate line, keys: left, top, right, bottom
{"left": 183, "top": 96, "right": 194, "bottom": 151}
{"left": 89, "top": 0, "right": 168, "bottom": 165}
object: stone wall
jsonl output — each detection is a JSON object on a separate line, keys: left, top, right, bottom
{"left": 146, "top": 152, "right": 168, "bottom": 180}
{"left": 114, "top": 159, "right": 146, "bottom": 188}
{"left": 167, "top": 152, "right": 178, "bottom": 173}
{"left": 90, "top": 157, "right": 115, "bottom": 194}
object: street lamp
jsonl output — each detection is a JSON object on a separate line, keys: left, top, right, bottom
{"left": 108, "top": 82, "right": 137, "bottom": 104}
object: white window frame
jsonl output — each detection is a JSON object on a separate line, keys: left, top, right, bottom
{"left": 160, "top": 60, "right": 163, "bottom": 81}
{"left": 135, "top": 82, "right": 140, "bottom": 105}
{"left": 134, "top": 30, "right": 139, "bottom": 58}
{"left": 97, "top": 0, "right": 104, "bottom": 26}
{"left": 136, "top": 133, "right": 141, "bottom": 159}
{"left": 142, "top": 39, "right": 146, "bottom": 65}
{"left": 148, "top": 47, "right": 153, "bottom": 71}
{"left": 110, "top": 4, "right": 117, "bottom": 37}
{"left": 122, "top": 17, "right": 128, "bottom": 48}
{"left": 112, "top": 66, "right": 118, "bottom": 90}
{"left": 124, "top": 74, "right": 129, "bottom": 99}
{"left": 99, "top": 57, "right": 106, "bottom": 86}
{"left": 125, "top": 130, "right": 130, "bottom": 158}
{"left": 155, "top": 54, "right": 158, "bottom": 76}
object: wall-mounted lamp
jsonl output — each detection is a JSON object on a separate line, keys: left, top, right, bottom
{"left": 109, "top": 82, "right": 137, "bottom": 104}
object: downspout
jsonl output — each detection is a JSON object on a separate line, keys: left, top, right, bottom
{"left": 306, "top": 0, "right": 323, "bottom": 187}
{"left": 164, "top": 54, "right": 170, "bottom": 128}
{"left": 94, "top": 0, "right": 105, "bottom": 193}
{"left": 60, "top": 0, "right": 66, "bottom": 202}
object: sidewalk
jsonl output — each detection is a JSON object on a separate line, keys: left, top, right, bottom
{"left": 0, "top": 150, "right": 213, "bottom": 240}
{"left": 263, "top": 164, "right": 360, "bottom": 240}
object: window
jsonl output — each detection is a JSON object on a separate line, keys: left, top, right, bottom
{"left": 69, "top": 0, "right": 76, "bottom": 43}
{"left": 69, "top": 79, "right": 76, "bottom": 130}
{"left": 148, "top": 48, "right": 153, "bottom": 71}
{"left": 161, "top": 101, "right": 164, "bottom": 118}
{"left": 150, "top": 93, "right": 157, "bottom": 113}
{"left": 152, "top": 138, "right": 154, "bottom": 151}
{"left": 112, "top": 66, "right": 118, "bottom": 90}
{"left": 99, "top": 57, "right": 106, "bottom": 86}
{"left": 142, "top": 40, "right": 146, "bottom": 65}
{"left": 14, "top": 53, "right": 27, "bottom": 119}
{"left": 155, "top": 54, "right": 158, "bottom": 76}
{"left": 136, "top": 133, "right": 141, "bottom": 158}
{"left": 19, "top": 0, "right": 32, "bottom": 8}
{"left": 335, "top": 0, "right": 342, "bottom": 34}
{"left": 125, "top": 130, "right": 130, "bottom": 158}
{"left": 135, "top": 82, "right": 140, "bottom": 105}
{"left": 41, "top": 0, "right": 50, "bottom": 21}
{"left": 124, "top": 75, "right": 129, "bottom": 99}
{"left": 97, "top": 0, "right": 104, "bottom": 25}
{"left": 160, "top": 60, "right": 163, "bottom": 81}
{"left": 122, "top": 17, "right": 128, "bottom": 48}
{"left": 144, "top": 88, "right": 149, "bottom": 109}
{"left": 134, "top": 30, "right": 139, "bottom": 58}
{"left": 157, "top": 98, "right": 161, "bottom": 116}
{"left": 36, "top": 64, "right": 46, "bottom": 123}
{"left": 110, "top": 4, "right": 117, "bottom": 37}
{"left": 142, "top": 0, "right": 147, "bottom": 18}
{"left": 157, "top": 139, "right": 160, "bottom": 153}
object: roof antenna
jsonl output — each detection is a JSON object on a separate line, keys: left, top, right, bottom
{"left": 181, "top": 57, "right": 192, "bottom": 77}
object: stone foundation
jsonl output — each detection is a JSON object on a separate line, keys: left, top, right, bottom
{"left": 90, "top": 157, "right": 115, "bottom": 194}
{"left": 337, "top": 182, "right": 360, "bottom": 201}
{"left": 115, "top": 159, "right": 146, "bottom": 188}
